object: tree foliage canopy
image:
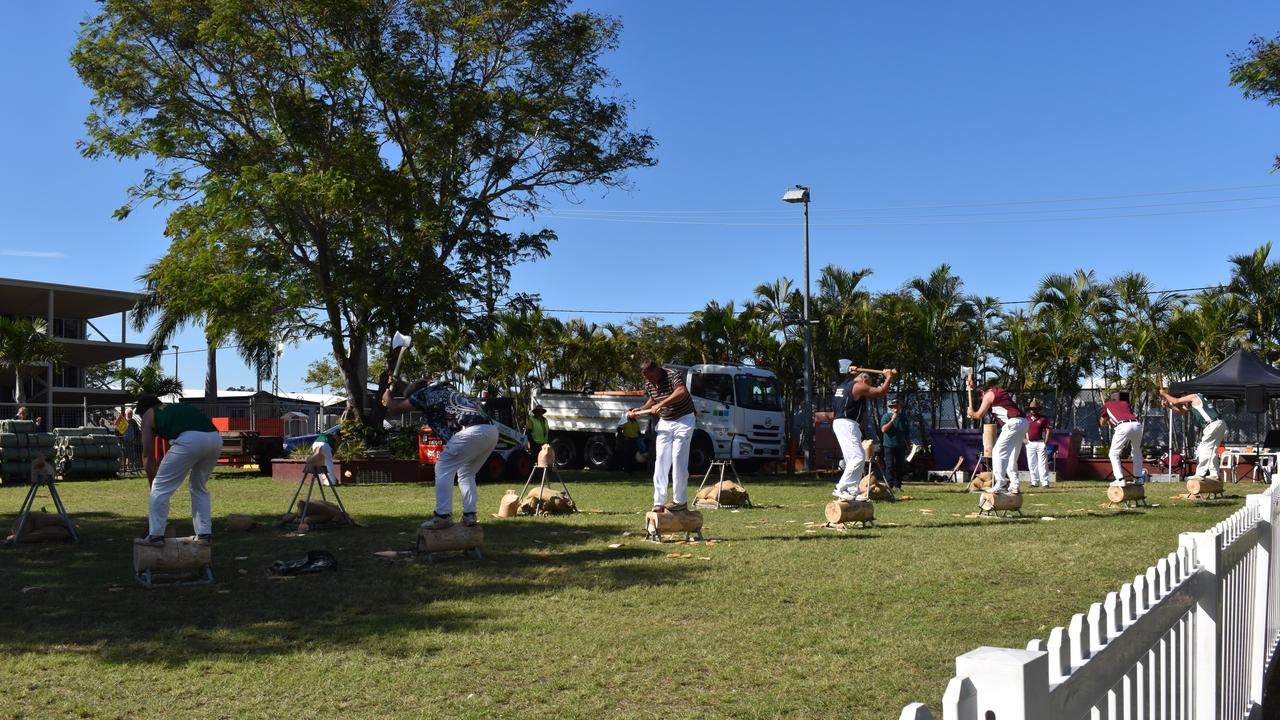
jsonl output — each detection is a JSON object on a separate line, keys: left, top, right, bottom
{"left": 72, "top": 0, "right": 656, "bottom": 421}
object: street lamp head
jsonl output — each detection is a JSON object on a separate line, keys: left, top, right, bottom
{"left": 782, "top": 185, "right": 810, "bottom": 204}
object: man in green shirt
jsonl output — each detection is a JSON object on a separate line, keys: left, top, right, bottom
{"left": 879, "top": 397, "right": 911, "bottom": 490}
{"left": 133, "top": 395, "right": 224, "bottom": 547}
{"left": 528, "top": 405, "right": 549, "bottom": 459}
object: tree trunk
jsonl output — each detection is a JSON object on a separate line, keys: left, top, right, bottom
{"left": 14, "top": 369, "right": 23, "bottom": 406}
{"left": 204, "top": 341, "right": 218, "bottom": 417}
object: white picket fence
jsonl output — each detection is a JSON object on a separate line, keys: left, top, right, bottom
{"left": 900, "top": 486, "right": 1280, "bottom": 720}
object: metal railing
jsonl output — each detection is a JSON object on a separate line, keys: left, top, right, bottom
{"left": 899, "top": 484, "right": 1280, "bottom": 719}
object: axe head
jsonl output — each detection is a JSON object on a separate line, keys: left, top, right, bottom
{"left": 838, "top": 358, "right": 853, "bottom": 374}
{"left": 391, "top": 331, "right": 412, "bottom": 351}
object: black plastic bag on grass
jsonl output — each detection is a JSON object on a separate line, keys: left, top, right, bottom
{"left": 270, "top": 550, "right": 338, "bottom": 576}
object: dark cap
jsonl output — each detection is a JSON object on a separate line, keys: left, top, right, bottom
{"left": 134, "top": 394, "right": 163, "bottom": 415}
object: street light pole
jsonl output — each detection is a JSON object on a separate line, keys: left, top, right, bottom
{"left": 172, "top": 345, "right": 179, "bottom": 380}
{"left": 783, "top": 185, "right": 814, "bottom": 472}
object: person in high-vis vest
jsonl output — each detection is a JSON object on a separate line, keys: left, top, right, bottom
{"left": 528, "top": 405, "right": 549, "bottom": 459}
{"left": 966, "top": 378, "right": 1028, "bottom": 494}
{"left": 133, "top": 395, "right": 224, "bottom": 547}
{"left": 1100, "top": 392, "right": 1147, "bottom": 486}
{"left": 1159, "top": 387, "right": 1227, "bottom": 479}
{"left": 831, "top": 366, "right": 896, "bottom": 501}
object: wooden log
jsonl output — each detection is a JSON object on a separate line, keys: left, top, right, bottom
{"left": 8, "top": 524, "right": 71, "bottom": 543}
{"left": 982, "top": 423, "right": 997, "bottom": 457}
{"left": 695, "top": 480, "right": 748, "bottom": 506}
{"left": 536, "top": 444, "right": 555, "bottom": 468}
{"left": 133, "top": 538, "right": 212, "bottom": 573}
{"left": 224, "top": 514, "right": 259, "bottom": 532}
{"left": 824, "top": 500, "right": 874, "bottom": 524}
{"left": 1187, "top": 477, "right": 1225, "bottom": 497}
{"left": 496, "top": 489, "right": 520, "bottom": 518}
{"left": 645, "top": 509, "right": 704, "bottom": 533}
{"left": 1107, "top": 484, "right": 1146, "bottom": 504}
{"left": 969, "top": 472, "right": 993, "bottom": 493}
{"left": 858, "top": 475, "right": 894, "bottom": 501}
{"left": 980, "top": 491, "right": 1024, "bottom": 512}
{"left": 417, "top": 524, "right": 483, "bottom": 554}
{"left": 13, "top": 511, "right": 68, "bottom": 534}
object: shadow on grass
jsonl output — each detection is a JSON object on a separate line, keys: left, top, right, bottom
{"left": 0, "top": 511, "right": 700, "bottom": 667}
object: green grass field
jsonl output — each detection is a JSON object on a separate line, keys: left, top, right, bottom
{"left": 0, "top": 471, "right": 1266, "bottom": 720}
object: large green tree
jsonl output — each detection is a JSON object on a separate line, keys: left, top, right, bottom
{"left": 0, "top": 319, "right": 64, "bottom": 406}
{"left": 73, "top": 0, "right": 656, "bottom": 424}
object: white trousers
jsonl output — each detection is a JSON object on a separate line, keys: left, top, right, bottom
{"left": 833, "top": 418, "right": 865, "bottom": 495}
{"left": 434, "top": 424, "right": 499, "bottom": 515}
{"left": 1025, "top": 440, "right": 1049, "bottom": 486}
{"left": 310, "top": 441, "right": 335, "bottom": 486}
{"left": 993, "top": 417, "right": 1028, "bottom": 491}
{"left": 1194, "top": 419, "right": 1228, "bottom": 478}
{"left": 1109, "top": 421, "right": 1144, "bottom": 481}
{"left": 652, "top": 413, "right": 695, "bottom": 506}
{"left": 148, "top": 430, "right": 223, "bottom": 537}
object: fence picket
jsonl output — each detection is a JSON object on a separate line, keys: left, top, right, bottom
{"left": 1069, "top": 613, "right": 1091, "bottom": 669}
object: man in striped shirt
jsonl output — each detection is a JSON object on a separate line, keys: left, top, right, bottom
{"left": 629, "top": 360, "right": 696, "bottom": 512}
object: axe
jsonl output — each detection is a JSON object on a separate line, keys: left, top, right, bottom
{"left": 848, "top": 366, "right": 897, "bottom": 376}
{"left": 390, "top": 331, "right": 412, "bottom": 378}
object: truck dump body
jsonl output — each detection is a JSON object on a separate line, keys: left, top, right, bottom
{"left": 533, "top": 389, "right": 646, "bottom": 433}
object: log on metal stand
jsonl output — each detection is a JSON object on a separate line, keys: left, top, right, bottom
{"left": 1186, "top": 477, "right": 1225, "bottom": 499}
{"left": 1106, "top": 483, "right": 1148, "bottom": 508}
{"left": 977, "top": 491, "right": 1024, "bottom": 518}
{"left": 133, "top": 538, "right": 214, "bottom": 588}
{"left": 644, "top": 510, "right": 705, "bottom": 542}
{"left": 416, "top": 524, "right": 484, "bottom": 562}
{"left": 823, "top": 500, "right": 874, "bottom": 528}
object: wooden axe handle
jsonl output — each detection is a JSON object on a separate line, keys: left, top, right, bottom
{"left": 849, "top": 366, "right": 896, "bottom": 376}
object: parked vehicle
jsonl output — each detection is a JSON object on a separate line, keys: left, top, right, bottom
{"left": 417, "top": 413, "right": 531, "bottom": 483}
{"left": 531, "top": 363, "right": 786, "bottom": 472}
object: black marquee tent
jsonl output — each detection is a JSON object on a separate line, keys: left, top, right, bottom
{"left": 1169, "top": 349, "right": 1280, "bottom": 400}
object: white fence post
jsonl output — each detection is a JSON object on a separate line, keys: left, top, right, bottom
{"left": 1183, "top": 529, "right": 1222, "bottom": 719}
{"left": 1248, "top": 492, "right": 1275, "bottom": 710}
{"left": 954, "top": 647, "right": 1049, "bottom": 720}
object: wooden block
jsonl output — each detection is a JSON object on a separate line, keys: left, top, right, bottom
{"left": 1187, "top": 477, "right": 1225, "bottom": 497}
{"left": 980, "top": 491, "right": 1024, "bottom": 512}
{"left": 536, "top": 444, "right": 555, "bottom": 468}
{"left": 824, "top": 500, "right": 874, "bottom": 524}
{"left": 645, "top": 509, "right": 704, "bottom": 533}
{"left": 496, "top": 489, "right": 520, "bottom": 518}
{"left": 969, "top": 472, "right": 993, "bottom": 493}
{"left": 694, "top": 480, "right": 748, "bottom": 506}
{"left": 417, "top": 523, "right": 484, "bottom": 554}
{"left": 224, "top": 514, "right": 259, "bottom": 531}
{"left": 1107, "top": 484, "right": 1146, "bottom": 504}
{"left": 133, "top": 538, "right": 212, "bottom": 573}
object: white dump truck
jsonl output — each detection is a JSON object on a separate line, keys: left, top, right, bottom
{"left": 530, "top": 363, "right": 786, "bottom": 472}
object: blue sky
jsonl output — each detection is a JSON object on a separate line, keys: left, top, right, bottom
{"left": 1, "top": 1, "right": 1278, "bottom": 392}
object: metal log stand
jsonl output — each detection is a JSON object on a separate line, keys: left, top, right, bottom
{"left": 9, "top": 462, "right": 78, "bottom": 544}
{"left": 518, "top": 447, "right": 576, "bottom": 515}
{"left": 694, "top": 459, "right": 751, "bottom": 509}
{"left": 283, "top": 457, "right": 351, "bottom": 530}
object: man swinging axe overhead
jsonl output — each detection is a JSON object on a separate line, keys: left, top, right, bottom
{"left": 1158, "top": 385, "right": 1227, "bottom": 480}
{"left": 965, "top": 375, "right": 1027, "bottom": 494}
{"left": 831, "top": 361, "right": 896, "bottom": 501}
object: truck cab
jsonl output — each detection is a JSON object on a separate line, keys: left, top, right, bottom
{"left": 671, "top": 363, "right": 785, "bottom": 469}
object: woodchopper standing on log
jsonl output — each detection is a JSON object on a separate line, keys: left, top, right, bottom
{"left": 1158, "top": 384, "right": 1227, "bottom": 481}
{"left": 965, "top": 375, "right": 1027, "bottom": 494}
{"left": 831, "top": 362, "right": 896, "bottom": 501}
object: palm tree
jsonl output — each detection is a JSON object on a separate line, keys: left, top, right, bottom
{"left": 1228, "top": 243, "right": 1280, "bottom": 363}
{"left": 1032, "top": 270, "right": 1114, "bottom": 425}
{"left": 904, "top": 265, "right": 975, "bottom": 426}
{"left": 0, "top": 318, "right": 64, "bottom": 406}
{"left": 116, "top": 363, "right": 184, "bottom": 399}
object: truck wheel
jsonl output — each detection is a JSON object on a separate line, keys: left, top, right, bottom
{"left": 689, "top": 432, "right": 714, "bottom": 475}
{"left": 480, "top": 453, "right": 505, "bottom": 484}
{"left": 584, "top": 435, "right": 616, "bottom": 471}
{"left": 504, "top": 450, "right": 533, "bottom": 482}
{"left": 549, "top": 437, "right": 577, "bottom": 469}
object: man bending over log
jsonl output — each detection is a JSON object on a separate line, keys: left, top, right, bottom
{"left": 966, "top": 377, "right": 1027, "bottom": 494}
{"left": 133, "top": 395, "right": 223, "bottom": 547}
{"left": 383, "top": 375, "right": 499, "bottom": 530}
{"left": 832, "top": 366, "right": 896, "bottom": 501}
{"left": 1158, "top": 387, "right": 1227, "bottom": 480}
{"left": 1099, "top": 391, "right": 1147, "bottom": 486}
{"left": 629, "top": 360, "right": 696, "bottom": 512}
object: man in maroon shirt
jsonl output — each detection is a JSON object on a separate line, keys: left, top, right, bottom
{"left": 965, "top": 377, "right": 1027, "bottom": 493}
{"left": 1100, "top": 392, "right": 1146, "bottom": 486}
{"left": 1023, "top": 399, "right": 1052, "bottom": 488}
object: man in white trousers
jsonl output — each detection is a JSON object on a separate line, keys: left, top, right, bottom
{"left": 383, "top": 376, "right": 498, "bottom": 529}
{"left": 629, "top": 360, "right": 697, "bottom": 512}
{"left": 1023, "top": 399, "right": 1052, "bottom": 487}
{"left": 1159, "top": 387, "right": 1227, "bottom": 480}
{"left": 831, "top": 364, "right": 896, "bottom": 501}
{"left": 1100, "top": 392, "right": 1147, "bottom": 486}
{"left": 133, "top": 395, "right": 224, "bottom": 547}
{"left": 966, "top": 378, "right": 1028, "bottom": 494}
